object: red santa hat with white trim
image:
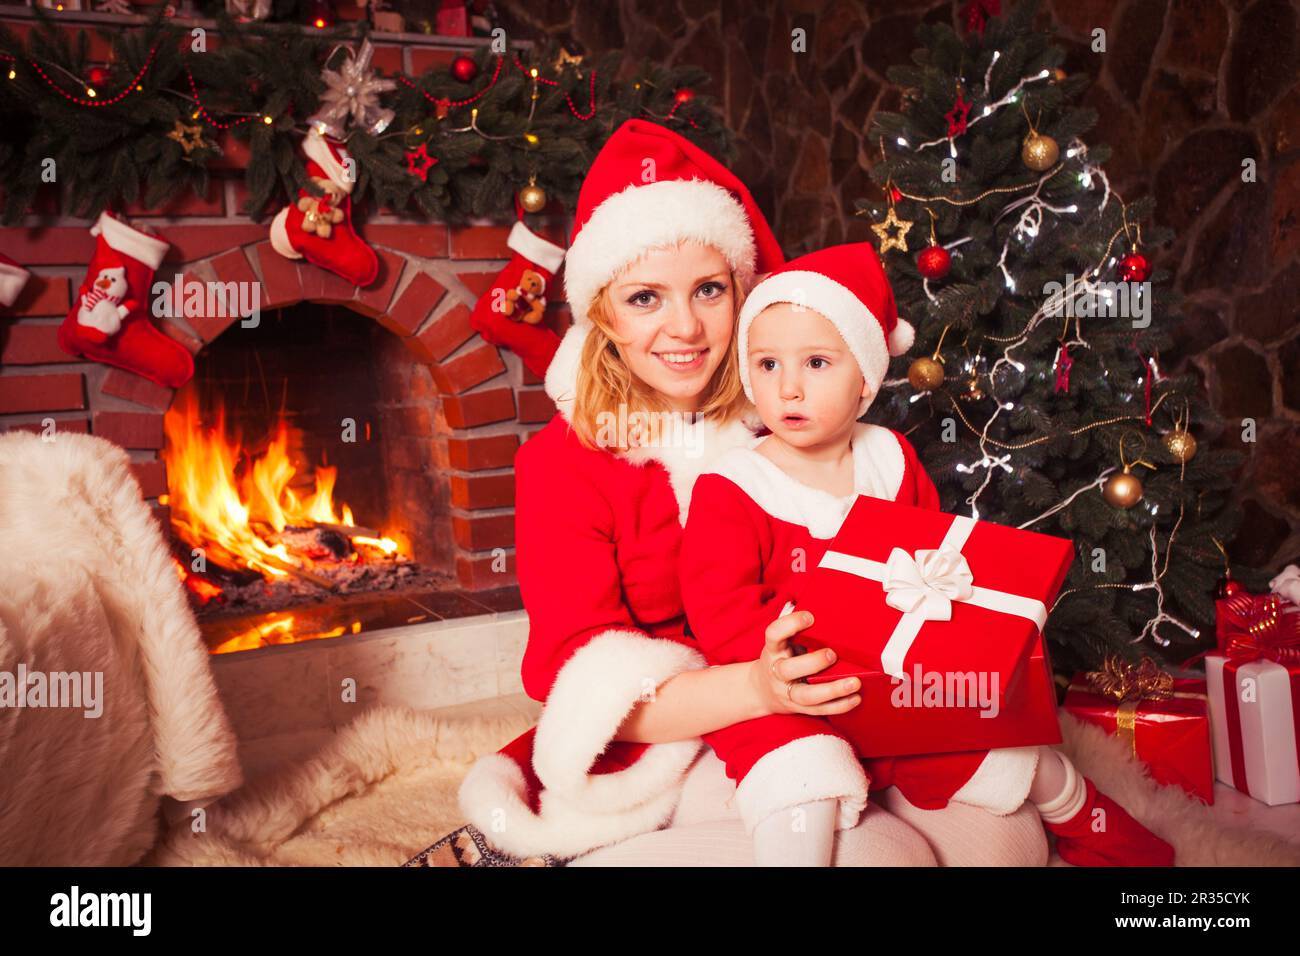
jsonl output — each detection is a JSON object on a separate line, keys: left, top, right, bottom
{"left": 736, "top": 241, "right": 914, "bottom": 407}
{"left": 545, "top": 119, "right": 784, "bottom": 411}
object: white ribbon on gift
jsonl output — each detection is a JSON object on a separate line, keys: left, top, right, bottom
{"left": 817, "top": 514, "right": 1050, "bottom": 680}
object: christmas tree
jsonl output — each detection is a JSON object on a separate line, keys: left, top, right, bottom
{"left": 860, "top": 0, "right": 1244, "bottom": 677}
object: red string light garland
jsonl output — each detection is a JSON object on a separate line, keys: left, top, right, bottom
{"left": 185, "top": 67, "right": 258, "bottom": 129}
{"left": 2, "top": 44, "right": 158, "bottom": 107}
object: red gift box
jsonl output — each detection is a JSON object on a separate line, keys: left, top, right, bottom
{"left": 1063, "top": 660, "right": 1214, "bottom": 804}
{"left": 797, "top": 496, "right": 1071, "bottom": 757}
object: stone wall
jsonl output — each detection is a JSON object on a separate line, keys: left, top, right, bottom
{"left": 497, "top": 0, "right": 1299, "bottom": 571}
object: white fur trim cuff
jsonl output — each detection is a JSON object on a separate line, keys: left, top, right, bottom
{"left": 733, "top": 734, "right": 870, "bottom": 834}
{"left": 91, "top": 212, "right": 169, "bottom": 271}
{"left": 564, "top": 178, "right": 758, "bottom": 329}
{"left": 303, "top": 128, "right": 355, "bottom": 195}
{"left": 457, "top": 752, "right": 685, "bottom": 860}
{"left": 737, "top": 269, "right": 889, "bottom": 403}
{"left": 950, "top": 745, "right": 1041, "bottom": 816}
{"left": 0, "top": 259, "right": 30, "bottom": 308}
{"left": 532, "top": 629, "right": 707, "bottom": 814}
{"left": 508, "top": 220, "right": 566, "bottom": 273}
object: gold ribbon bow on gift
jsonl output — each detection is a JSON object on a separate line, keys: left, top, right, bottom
{"left": 1085, "top": 654, "right": 1174, "bottom": 704}
{"left": 882, "top": 547, "right": 975, "bottom": 622}
{"left": 1073, "top": 655, "right": 1202, "bottom": 757}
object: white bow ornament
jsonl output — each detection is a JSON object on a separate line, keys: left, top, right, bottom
{"left": 882, "top": 547, "right": 975, "bottom": 622}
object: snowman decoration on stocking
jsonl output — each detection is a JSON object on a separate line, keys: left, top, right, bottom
{"left": 74, "top": 266, "right": 132, "bottom": 341}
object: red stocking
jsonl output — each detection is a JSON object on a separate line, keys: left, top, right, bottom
{"left": 58, "top": 212, "right": 194, "bottom": 389}
{"left": 269, "top": 128, "right": 379, "bottom": 288}
{"left": 0, "top": 252, "right": 30, "bottom": 310}
{"left": 1044, "top": 777, "right": 1175, "bottom": 867}
{"left": 468, "top": 220, "right": 564, "bottom": 378}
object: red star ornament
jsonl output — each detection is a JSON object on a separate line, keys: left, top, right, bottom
{"left": 405, "top": 143, "right": 438, "bottom": 181}
{"left": 946, "top": 90, "right": 972, "bottom": 138}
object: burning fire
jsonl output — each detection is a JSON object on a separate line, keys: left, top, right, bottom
{"left": 162, "top": 392, "right": 397, "bottom": 581}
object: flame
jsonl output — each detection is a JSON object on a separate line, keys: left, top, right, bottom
{"left": 163, "top": 391, "right": 363, "bottom": 579}
{"left": 209, "top": 613, "right": 360, "bottom": 654}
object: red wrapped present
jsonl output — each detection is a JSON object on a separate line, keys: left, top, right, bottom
{"left": 1064, "top": 656, "right": 1213, "bottom": 804}
{"left": 796, "top": 496, "right": 1071, "bottom": 757}
{"left": 1206, "top": 600, "right": 1300, "bottom": 806}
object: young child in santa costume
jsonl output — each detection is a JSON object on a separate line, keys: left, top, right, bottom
{"left": 679, "top": 241, "right": 1176, "bottom": 867}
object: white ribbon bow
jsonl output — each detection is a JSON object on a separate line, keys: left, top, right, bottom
{"left": 882, "top": 547, "right": 975, "bottom": 622}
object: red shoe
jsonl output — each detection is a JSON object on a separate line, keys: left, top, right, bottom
{"left": 269, "top": 128, "right": 378, "bottom": 288}
{"left": 1045, "top": 778, "right": 1174, "bottom": 867}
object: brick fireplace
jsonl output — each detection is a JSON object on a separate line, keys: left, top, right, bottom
{"left": 0, "top": 25, "right": 571, "bottom": 648}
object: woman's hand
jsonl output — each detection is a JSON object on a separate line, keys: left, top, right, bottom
{"left": 748, "top": 609, "right": 862, "bottom": 717}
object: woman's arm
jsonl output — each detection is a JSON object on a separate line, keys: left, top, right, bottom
{"left": 613, "top": 611, "right": 863, "bottom": 743}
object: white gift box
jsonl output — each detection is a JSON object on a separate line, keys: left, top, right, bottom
{"left": 1205, "top": 654, "right": 1300, "bottom": 806}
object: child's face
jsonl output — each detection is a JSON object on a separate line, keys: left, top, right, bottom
{"left": 747, "top": 301, "right": 872, "bottom": 448}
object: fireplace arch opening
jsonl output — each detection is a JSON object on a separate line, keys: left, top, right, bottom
{"left": 164, "top": 300, "right": 463, "bottom": 652}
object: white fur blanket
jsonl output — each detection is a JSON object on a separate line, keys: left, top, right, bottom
{"left": 148, "top": 703, "right": 1300, "bottom": 867}
{"left": 0, "top": 431, "right": 243, "bottom": 865}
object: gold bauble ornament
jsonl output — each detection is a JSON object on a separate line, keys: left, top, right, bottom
{"left": 1021, "top": 131, "right": 1060, "bottom": 171}
{"left": 1162, "top": 428, "right": 1198, "bottom": 463}
{"left": 1051, "top": 68, "right": 1068, "bottom": 82}
{"left": 907, "top": 355, "right": 945, "bottom": 392}
{"left": 1103, "top": 467, "right": 1144, "bottom": 509}
{"left": 519, "top": 182, "right": 547, "bottom": 213}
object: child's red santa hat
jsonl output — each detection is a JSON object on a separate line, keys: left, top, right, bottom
{"left": 736, "top": 241, "right": 914, "bottom": 403}
{"left": 546, "top": 119, "right": 784, "bottom": 412}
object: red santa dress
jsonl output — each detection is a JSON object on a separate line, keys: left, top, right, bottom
{"left": 455, "top": 328, "right": 768, "bottom": 859}
{"left": 679, "top": 422, "right": 1041, "bottom": 831}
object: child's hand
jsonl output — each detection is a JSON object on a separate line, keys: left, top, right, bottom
{"left": 749, "top": 609, "right": 862, "bottom": 717}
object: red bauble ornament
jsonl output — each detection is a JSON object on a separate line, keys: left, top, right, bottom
{"left": 916, "top": 244, "right": 951, "bottom": 280}
{"left": 674, "top": 87, "right": 696, "bottom": 104}
{"left": 87, "top": 66, "right": 110, "bottom": 87}
{"left": 1216, "top": 577, "right": 1242, "bottom": 599}
{"left": 890, "top": 186, "right": 903, "bottom": 204}
{"left": 1118, "top": 251, "right": 1152, "bottom": 282}
{"left": 451, "top": 56, "right": 479, "bottom": 83}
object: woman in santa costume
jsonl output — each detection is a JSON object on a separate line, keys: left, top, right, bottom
{"left": 451, "top": 119, "right": 1050, "bottom": 866}
{"left": 679, "top": 242, "right": 1175, "bottom": 867}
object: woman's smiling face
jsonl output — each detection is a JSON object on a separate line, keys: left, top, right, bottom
{"left": 605, "top": 241, "right": 736, "bottom": 413}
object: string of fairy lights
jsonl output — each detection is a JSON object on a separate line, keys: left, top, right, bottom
{"left": 872, "top": 49, "right": 1201, "bottom": 647}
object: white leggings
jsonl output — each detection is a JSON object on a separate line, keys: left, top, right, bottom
{"left": 568, "top": 747, "right": 1049, "bottom": 867}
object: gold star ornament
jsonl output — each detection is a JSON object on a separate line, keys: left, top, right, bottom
{"left": 167, "top": 120, "right": 206, "bottom": 155}
{"left": 871, "top": 205, "right": 913, "bottom": 254}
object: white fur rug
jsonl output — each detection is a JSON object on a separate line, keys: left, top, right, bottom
{"left": 147, "top": 706, "right": 1300, "bottom": 867}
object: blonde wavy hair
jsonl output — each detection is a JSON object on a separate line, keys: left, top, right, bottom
{"left": 569, "top": 267, "right": 753, "bottom": 451}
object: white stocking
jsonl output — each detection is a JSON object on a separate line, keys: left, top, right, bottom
{"left": 751, "top": 798, "right": 838, "bottom": 867}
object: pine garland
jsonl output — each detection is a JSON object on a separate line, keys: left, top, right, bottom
{"left": 0, "top": 8, "right": 732, "bottom": 224}
{"left": 860, "top": 0, "right": 1245, "bottom": 676}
